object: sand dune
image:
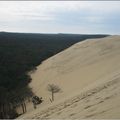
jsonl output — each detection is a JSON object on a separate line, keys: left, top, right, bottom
{"left": 20, "top": 35, "right": 120, "bottom": 119}
{"left": 26, "top": 72, "right": 120, "bottom": 119}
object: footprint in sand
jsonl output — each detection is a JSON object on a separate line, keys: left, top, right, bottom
{"left": 69, "top": 113, "right": 76, "bottom": 117}
{"left": 84, "top": 105, "right": 92, "bottom": 109}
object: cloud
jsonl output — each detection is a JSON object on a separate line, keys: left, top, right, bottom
{"left": 0, "top": 1, "right": 120, "bottom": 34}
{"left": 0, "top": 1, "right": 119, "bottom": 21}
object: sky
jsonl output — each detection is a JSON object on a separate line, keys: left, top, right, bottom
{"left": 0, "top": 1, "right": 120, "bottom": 34}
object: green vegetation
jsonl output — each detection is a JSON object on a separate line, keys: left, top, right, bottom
{"left": 0, "top": 32, "right": 108, "bottom": 118}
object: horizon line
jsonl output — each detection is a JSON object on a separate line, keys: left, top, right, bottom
{"left": 0, "top": 31, "right": 111, "bottom": 35}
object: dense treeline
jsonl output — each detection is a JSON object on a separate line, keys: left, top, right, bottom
{"left": 0, "top": 32, "right": 108, "bottom": 118}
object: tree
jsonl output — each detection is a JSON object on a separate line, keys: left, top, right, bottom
{"left": 9, "top": 87, "right": 34, "bottom": 114}
{"left": 47, "top": 84, "right": 61, "bottom": 102}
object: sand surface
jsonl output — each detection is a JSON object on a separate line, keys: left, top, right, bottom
{"left": 19, "top": 35, "right": 120, "bottom": 119}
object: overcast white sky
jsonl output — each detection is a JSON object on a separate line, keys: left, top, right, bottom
{"left": 0, "top": 1, "right": 120, "bottom": 34}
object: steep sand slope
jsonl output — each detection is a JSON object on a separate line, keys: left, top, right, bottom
{"left": 25, "top": 71, "right": 120, "bottom": 119}
{"left": 30, "top": 35, "right": 120, "bottom": 100}
{"left": 21, "top": 35, "right": 120, "bottom": 119}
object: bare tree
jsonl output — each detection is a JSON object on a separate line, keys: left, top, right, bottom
{"left": 47, "top": 84, "right": 61, "bottom": 102}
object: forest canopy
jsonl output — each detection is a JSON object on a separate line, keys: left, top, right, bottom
{"left": 0, "top": 32, "right": 108, "bottom": 118}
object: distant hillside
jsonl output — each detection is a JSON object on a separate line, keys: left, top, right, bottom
{"left": 0, "top": 32, "right": 108, "bottom": 118}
